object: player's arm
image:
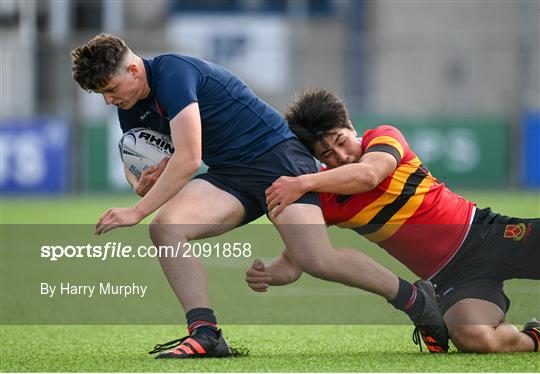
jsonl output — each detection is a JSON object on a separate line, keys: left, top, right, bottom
{"left": 95, "top": 102, "right": 201, "bottom": 234}
{"left": 132, "top": 102, "right": 201, "bottom": 216}
{"left": 245, "top": 250, "right": 303, "bottom": 292}
{"left": 266, "top": 152, "right": 397, "bottom": 218}
{"left": 302, "top": 151, "right": 397, "bottom": 194}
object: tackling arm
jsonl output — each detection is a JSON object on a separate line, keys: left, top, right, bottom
{"left": 266, "top": 249, "right": 303, "bottom": 286}
{"left": 266, "top": 151, "right": 398, "bottom": 218}
{"left": 301, "top": 151, "right": 397, "bottom": 195}
{"left": 245, "top": 249, "right": 303, "bottom": 292}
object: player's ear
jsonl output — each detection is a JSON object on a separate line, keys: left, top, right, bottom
{"left": 127, "top": 63, "right": 139, "bottom": 77}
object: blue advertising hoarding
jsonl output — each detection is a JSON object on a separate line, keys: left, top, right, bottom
{"left": 522, "top": 111, "right": 540, "bottom": 188}
{"left": 0, "top": 118, "right": 70, "bottom": 194}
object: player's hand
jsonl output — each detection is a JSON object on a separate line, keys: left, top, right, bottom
{"left": 266, "top": 176, "right": 307, "bottom": 219}
{"left": 133, "top": 158, "right": 169, "bottom": 197}
{"left": 245, "top": 259, "right": 271, "bottom": 292}
{"left": 94, "top": 206, "right": 145, "bottom": 235}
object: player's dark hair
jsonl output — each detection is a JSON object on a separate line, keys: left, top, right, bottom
{"left": 285, "top": 88, "right": 351, "bottom": 154}
{"left": 71, "top": 33, "right": 129, "bottom": 91}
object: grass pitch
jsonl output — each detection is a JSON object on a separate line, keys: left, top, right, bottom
{"left": 1, "top": 325, "right": 539, "bottom": 372}
{"left": 1, "top": 190, "right": 539, "bottom": 372}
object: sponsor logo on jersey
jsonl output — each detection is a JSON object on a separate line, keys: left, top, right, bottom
{"left": 139, "top": 111, "right": 151, "bottom": 121}
{"left": 503, "top": 223, "right": 532, "bottom": 242}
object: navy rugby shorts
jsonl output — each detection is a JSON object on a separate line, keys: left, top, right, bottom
{"left": 195, "top": 138, "right": 320, "bottom": 224}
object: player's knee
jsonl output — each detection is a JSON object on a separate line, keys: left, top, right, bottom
{"left": 151, "top": 210, "right": 171, "bottom": 226}
{"left": 149, "top": 215, "right": 166, "bottom": 244}
{"left": 149, "top": 212, "right": 187, "bottom": 244}
{"left": 449, "top": 325, "right": 499, "bottom": 353}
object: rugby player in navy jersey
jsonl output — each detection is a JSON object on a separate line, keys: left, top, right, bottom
{"left": 247, "top": 88, "right": 540, "bottom": 353}
{"left": 71, "top": 34, "right": 448, "bottom": 358}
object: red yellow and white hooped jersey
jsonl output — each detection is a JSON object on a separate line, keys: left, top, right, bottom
{"left": 320, "top": 125, "right": 475, "bottom": 279}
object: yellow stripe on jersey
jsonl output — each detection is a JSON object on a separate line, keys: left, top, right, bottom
{"left": 363, "top": 175, "right": 433, "bottom": 242}
{"left": 366, "top": 136, "right": 405, "bottom": 160}
{"left": 338, "top": 157, "right": 423, "bottom": 228}
{"left": 338, "top": 156, "right": 437, "bottom": 241}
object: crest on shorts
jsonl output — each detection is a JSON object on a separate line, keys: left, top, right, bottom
{"left": 503, "top": 223, "right": 531, "bottom": 241}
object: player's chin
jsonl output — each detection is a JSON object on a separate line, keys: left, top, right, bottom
{"left": 335, "top": 160, "right": 354, "bottom": 168}
{"left": 118, "top": 101, "right": 134, "bottom": 110}
{"left": 347, "top": 156, "right": 361, "bottom": 165}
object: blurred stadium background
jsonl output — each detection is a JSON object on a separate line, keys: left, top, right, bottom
{"left": 1, "top": 3, "right": 539, "bottom": 370}
{"left": 1, "top": 0, "right": 539, "bottom": 197}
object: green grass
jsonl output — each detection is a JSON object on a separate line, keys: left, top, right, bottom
{"left": 1, "top": 325, "right": 539, "bottom": 372}
{"left": 1, "top": 190, "right": 539, "bottom": 372}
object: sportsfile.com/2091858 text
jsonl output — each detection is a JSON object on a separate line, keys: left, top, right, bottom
{"left": 40, "top": 242, "right": 253, "bottom": 261}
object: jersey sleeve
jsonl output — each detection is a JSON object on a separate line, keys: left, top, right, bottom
{"left": 154, "top": 56, "right": 201, "bottom": 120}
{"left": 362, "top": 125, "right": 410, "bottom": 164}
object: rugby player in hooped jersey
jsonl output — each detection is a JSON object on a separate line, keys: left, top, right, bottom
{"left": 71, "top": 35, "right": 448, "bottom": 358}
{"left": 247, "top": 88, "right": 540, "bottom": 353}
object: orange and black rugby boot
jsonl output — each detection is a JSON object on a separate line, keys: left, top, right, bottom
{"left": 150, "top": 329, "right": 231, "bottom": 359}
{"left": 411, "top": 280, "right": 449, "bottom": 353}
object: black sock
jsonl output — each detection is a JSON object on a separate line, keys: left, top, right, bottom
{"left": 186, "top": 308, "right": 219, "bottom": 337}
{"left": 388, "top": 278, "right": 425, "bottom": 321}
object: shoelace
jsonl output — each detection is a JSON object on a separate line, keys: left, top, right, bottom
{"left": 148, "top": 335, "right": 189, "bottom": 354}
{"left": 412, "top": 327, "right": 423, "bottom": 352}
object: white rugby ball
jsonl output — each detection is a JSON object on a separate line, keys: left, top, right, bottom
{"left": 118, "top": 127, "right": 174, "bottom": 179}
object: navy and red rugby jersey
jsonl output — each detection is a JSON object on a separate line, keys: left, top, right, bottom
{"left": 118, "top": 54, "right": 294, "bottom": 168}
{"left": 320, "top": 125, "right": 475, "bottom": 279}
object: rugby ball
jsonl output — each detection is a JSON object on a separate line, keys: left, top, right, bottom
{"left": 118, "top": 128, "right": 174, "bottom": 179}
